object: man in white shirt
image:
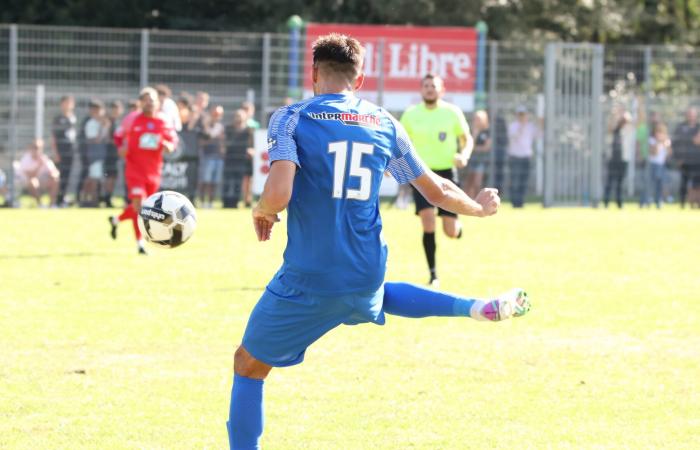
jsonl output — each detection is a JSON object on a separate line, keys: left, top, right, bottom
{"left": 507, "top": 106, "right": 541, "bottom": 208}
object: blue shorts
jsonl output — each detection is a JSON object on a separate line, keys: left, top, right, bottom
{"left": 242, "top": 273, "right": 386, "bottom": 367}
{"left": 200, "top": 156, "right": 223, "bottom": 184}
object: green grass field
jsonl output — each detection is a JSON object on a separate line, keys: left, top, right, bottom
{"left": 1, "top": 205, "right": 698, "bottom": 449}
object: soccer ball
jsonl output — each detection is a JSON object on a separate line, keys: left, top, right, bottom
{"left": 138, "top": 191, "right": 197, "bottom": 248}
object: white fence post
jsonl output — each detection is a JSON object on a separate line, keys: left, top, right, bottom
{"left": 543, "top": 43, "right": 556, "bottom": 207}
{"left": 35, "top": 84, "right": 45, "bottom": 140}
{"left": 8, "top": 24, "right": 18, "bottom": 203}
{"left": 140, "top": 29, "right": 149, "bottom": 89}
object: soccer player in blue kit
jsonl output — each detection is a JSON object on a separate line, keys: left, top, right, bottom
{"left": 227, "top": 34, "right": 531, "bottom": 449}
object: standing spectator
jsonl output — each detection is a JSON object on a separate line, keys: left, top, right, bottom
{"left": 14, "top": 139, "right": 60, "bottom": 207}
{"left": 636, "top": 105, "right": 651, "bottom": 207}
{"left": 156, "top": 84, "right": 182, "bottom": 132}
{"left": 690, "top": 140, "right": 700, "bottom": 207}
{"left": 507, "top": 106, "right": 540, "bottom": 208}
{"left": 241, "top": 101, "right": 261, "bottom": 129}
{"left": 672, "top": 107, "right": 700, "bottom": 208}
{"left": 198, "top": 105, "right": 226, "bottom": 208}
{"left": 648, "top": 123, "right": 673, "bottom": 208}
{"left": 0, "top": 168, "right": 10, "bottom": 207}
{"left": 461, "top": 110, "right": 491, "bottom": 199}
{"left": 188, "top": 91, "right": 210, "bottom": 132}
{"left": 238, "top": 98, "right": 259, "bottom": 204}
{"left": 80, "top": 99, "right": 109, "bottom": 207}
{"left": 102, "top": 100, "right": 124, "bottom": 207}
{"left": 492, "top": 113, "right": 509, "bottom": 195}
{"left": 177, "top": 93, "right": 194, "bottom": 130}
{"left": 222, "top": 109, "right": 254, "bottom": 208}
{"left": 50, "top": 95, "right": 77, "bottom": 206}
{"left": 604, "top": 111, "right": 633, "bottom": 209}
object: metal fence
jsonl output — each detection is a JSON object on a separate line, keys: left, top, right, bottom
{"left": 1, "top": 23, "right": 699, "bottom": 207}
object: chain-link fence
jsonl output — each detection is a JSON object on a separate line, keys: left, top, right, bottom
{"left": 1, "top": 23, "right": 699, "bottom": 207}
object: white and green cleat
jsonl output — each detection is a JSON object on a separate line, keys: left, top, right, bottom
{"left": 477, "top": 288, "right": 531, "bottom": 321}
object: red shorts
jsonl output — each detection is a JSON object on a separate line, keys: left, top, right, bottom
{"left": 126, "top": 172, "right": 160, "bottom": 200}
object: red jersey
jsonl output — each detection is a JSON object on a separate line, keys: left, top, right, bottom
{"left": 124, "top": 112, "right": 177, "bottom": 178}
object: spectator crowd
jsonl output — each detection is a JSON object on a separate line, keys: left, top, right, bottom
{"left": 1, "top": 87, "right": 699, "bottom": 210}
{"left": 0, "top": 84, "right": 260, "bottom": 209}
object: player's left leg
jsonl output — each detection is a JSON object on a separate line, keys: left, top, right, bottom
{"left": 383, "top": 282, "right": 531, "bottom": 321}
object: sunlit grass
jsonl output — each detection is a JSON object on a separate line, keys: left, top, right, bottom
{"left": 1, "top": 205, "right": 698, "bottom": 449}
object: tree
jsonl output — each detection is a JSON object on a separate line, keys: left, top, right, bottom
{"left": 1, "top": 0, "right": 698, "bottom": 45}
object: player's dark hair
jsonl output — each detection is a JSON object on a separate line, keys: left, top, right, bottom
{"left": 422, "top": 73, "right": 443, "bottom": 83}
{"left": 312, "top": 33, "right": 365, "bottom": 83}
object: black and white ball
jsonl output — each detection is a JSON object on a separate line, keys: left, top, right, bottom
{"left": 138, "top": 191, "right": 197, "bottom": 248}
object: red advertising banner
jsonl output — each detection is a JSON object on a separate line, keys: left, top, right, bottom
{"left": 304, "top": 23, "right": 478, "bottom": 111}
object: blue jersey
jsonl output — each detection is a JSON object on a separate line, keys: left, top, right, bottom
{"left": 267, "top": 93, "right": 426, "bottom": 295}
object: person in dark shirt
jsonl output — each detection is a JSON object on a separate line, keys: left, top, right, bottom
{"left": 222, "top": 109, "right": 254, "bottom": 208}
{"left": 672, "top": 107, "right": 700, "bottom": 208}
{"left": 79, "top": 99, "right": 109, "bottom": 207}
{"left": 50, "top": 95, "right": 77, "bottom": 206}
{"left": 604, "top": 111, "right": 632, "bottom": 209}
{"left": 493, "top": 114, "right": 509, "bottom": 195}
{"left": 461, "top": 110, "right": 491, "bottom": 198}
{"left": 102, "top": 100, "right": 124, "bottom": 207}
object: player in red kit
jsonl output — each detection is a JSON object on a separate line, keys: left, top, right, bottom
{"left": 109, "top": 87, "right": 177, "bottom": 254}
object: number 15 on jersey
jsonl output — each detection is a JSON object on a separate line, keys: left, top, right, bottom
{"left": 328, "top": 141, "right": 374, "bottom": 201}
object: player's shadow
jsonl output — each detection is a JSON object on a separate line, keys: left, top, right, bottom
{"left": 0, "top": 251, "right": 110, "bottom": 260}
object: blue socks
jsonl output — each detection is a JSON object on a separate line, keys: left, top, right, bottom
{"left": 227, "top": 373, "right": 264, "bottom": 450}
{"left": 383, "top": 282, "right": 480, "bottom": 318}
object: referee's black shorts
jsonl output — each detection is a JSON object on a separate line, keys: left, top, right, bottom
{"left": 411, "top": 168, "right": 458, "bottom": 217}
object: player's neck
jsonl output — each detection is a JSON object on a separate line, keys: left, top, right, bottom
{"left": 423, "top": 100, "right": 440, "bottom": 109}
{"left": 314, "top": 80, "right": 354, "bottom": 96}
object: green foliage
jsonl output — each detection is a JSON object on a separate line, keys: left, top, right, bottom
{"left": 1, "top": 206, "right": 699, "bottom": 449}
{"left": 1, "top": 0, "right": 699, "bottom": 44}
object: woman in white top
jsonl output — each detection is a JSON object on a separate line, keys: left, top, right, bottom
{"left": 648, "top": 123, "right": 672, "bottom": 208}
